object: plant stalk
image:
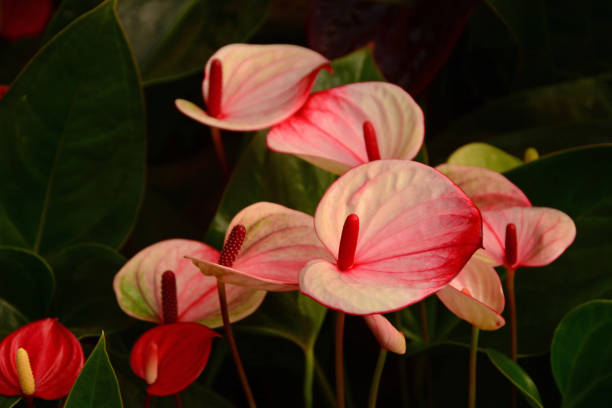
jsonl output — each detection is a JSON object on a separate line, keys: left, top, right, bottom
{"left": 304, "top": 348, "right": 315, "bottom": 408}
{"left": 143, "top": 393, "right": 151, "bottom": 408}
{"left": 335, "top": 311, "right": 346, "bottom": 408}
{"left": 175, "top": 393, "right": 183, "bottom": 408}
{"left": 468, "top": 326, "right": 480, "bottom": 408}
{"left": 419, "top": 301, "right": 430, "bottom": 343}
{"left": 506, "top": 267, "right": 518, "bottom": 408}
{"left": 217, "top": 278, "right": 256, "bottom": 408}
{"left": 210, "top": 126, "right": 229, "bottom": 179}
{"left": 368, "top": 348, "right": 388, "bottom": 408}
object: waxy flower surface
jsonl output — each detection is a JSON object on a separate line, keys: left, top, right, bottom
{"left": 0, "top": 319, "right": 84, "bottom": 400}
{"left": 175, "top": 43, "right": 330, "bottom": 131}
{"left": 130, "top": 322, "right": 219, "bottom": 396}
{"left": 299, "top": 160, "right": 482, "bottom": 315}
{"left": 113, "top": 239, "right": 266, "bottom": 328}
{"left": 267, "top": 82, "right": 424, "bottom": 174}
{"left": 436, "top": 255, "right": 505, "bottom": 330}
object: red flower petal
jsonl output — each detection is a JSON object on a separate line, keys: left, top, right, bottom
{"left": 0, "top": 0, "right": 53, "bottom": 41}
{"left": 0, "top": 85, "right": 9, "bottom": 99}
{"left": 0, "top": 319, "right": 84, "bottom": 400}
{"left": 130, "top": 323, "right": 220, "bottom": 396}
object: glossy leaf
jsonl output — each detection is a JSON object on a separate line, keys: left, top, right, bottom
{"left": 0, "top": 0, "right": 53, "bottom": 41}
{"left": 447, "top": 142, "right": 523, "bottom": 172}
{"left": 47, "top": 243, "right": 130, "bottom": 334}
{"left": 205, "top": 48, "right": 387, "bottom": 248}
{"left": 0, "top": 246, "right": 54, "bottom": 320}
{"left": 301, "top": 160, "right": 482, "bottom": 314}
{"left": 478, "top": 145, "right": 612, "bottom": 354}
{"left": 64, "top": 333, "right": 122, "bottom": 408}
{"left": 0, "top": 300, "right": 27, "bottom": 339}
{"left": 0, "top": 397, "right": 19, "bottom": 408}
{"left": 114, "top": 239, "right": 265, "bottom": 328}
{"left": 42, "top": 0, "right": 100, "bottom": 41}
{"left": 267, "top": 82, "right": 424, "bottom": 174}
{"left": 0, "top": 0, "right": 146, "bottom": 256}
{"left": 487, "top": 349, "right": 543, "bottom": 408}
{"left": 551, "top": 300, "right": 612, "bottom": 407}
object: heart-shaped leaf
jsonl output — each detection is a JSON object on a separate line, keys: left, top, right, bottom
{"left": 65, "top": 332, "right": 123, "bottom": 408}
{"left": 0, "top": 246, "right": 54, "bottom": 320}
{"left": 0, "top": 0, "right": 146, "bottom": 256}
{"left": 551, "top": 300, "right": 612, "bottom": 408}
{"left": 486, "top": 349, "right": 543, "bottom": 408}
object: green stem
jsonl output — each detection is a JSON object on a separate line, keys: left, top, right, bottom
{"left": 368, "top": 348, "right": 388, "bottom": 408}
{"left": 218, "top": 279, "right": 256, "bottom": 408}
{"left": 304, "top": 348, "right": 315, "bottom": 408}
{"left": 419, "top": 301, "right": 429, "bottom": 343}
{"left": 335, "top": 311, "right": 346, "bottom": 408}
{"left": 506, "top": 267, "right": 518, "bottom": 408}
{"left": 314, "top": 356, "right": 336, "bottom": 408}
{"left": 468, "top": 326, "right": 480, "bottom": 408}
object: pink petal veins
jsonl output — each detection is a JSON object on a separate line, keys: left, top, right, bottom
{"left": 176, "top": 44, "right": 329, "bottom": 131}
{"left": 363, "top": 314, "right": 406, "bottom": 354}
{"left": 436, "top": 164, "right": 531, "bottom": 211}
{"left": 267, "top": 82, "right": 424, "bottom": 174}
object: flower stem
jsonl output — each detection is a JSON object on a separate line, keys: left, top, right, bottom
{"left": 210, "top": 126, "right": 229, "bottom": 179}
{"left": 143, "top": 393, "right": 151, "bottom": 408}
{"left": 335, "top": 311, "right": 346, "bottom": 408}
{"left": 217, "top": 278, "right": 256, "bottom": 408}
{"left": 368, "top": 348, "right": 388, "bottom": 408}
{"left": 468, "top": 326, "right": 480, "bottom": 408}
{"left": 419, "top": 301, "right": 429, "bottom": 343}
{"left": 175, "top": 393, "right": 183, "bottom": 408}
{"left": 304, "top": 348, "right": 315, "bottom": 408}
{"left": 506, "top": 267, "right": 518, "bottom": 408}
{"left": 314, "top": 356, "right": 336, "bottom": 408}
{"left": 26, "top": 396, "right": 33, "bottom": 408}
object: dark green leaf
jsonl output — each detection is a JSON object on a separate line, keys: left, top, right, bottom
{"left": 551, "top": 300, "right": 612, "bottom": 408}
{"left": 312, "top": 46, "right": 385, "bottom": 92}
{"left": 0, "top": 246, "right": 54, "bottom": 320}
{"left": 42, "top": 0, "right": 102, "bottom": 42}
{"left": 487, "top": 349, "right": 544, "bottom": 408}
{"left": 447, "top": 142, "right": 522, "bottom": 172}
{"left": 65, "top": 332, "right": 124, "bottom": 408}
{"left": 475, "top": 145, "right": 612, "bottom": 354}
{"left": 0, "top": 299, "right": 28, "bottom": 339}
{"left": 0, "top": 0, "right": 146, "bottom": 256}
{"left": 118, "top": 0, "right": 270, "bottom": 84}
{"left": 47, "top": 243, "right": 131, "bottom": 334}
{"left": 0, "top": 397, "right": 20, "bottom": 408}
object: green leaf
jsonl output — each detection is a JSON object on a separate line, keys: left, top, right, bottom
{"left": 47, "top": 243, "right": 131, "bottom": 334}
{"left": 42, "top": 0, "right": 102, "bottom": 42}
{"left": 551, "top": 300, "right": 612, "bottom": 408}
{"left": 447, "top": 142, "right": 522, "bottom": 172}
{"left": 486, "top": 349, "right": 543, "bottom": 408}
{"left": 65, "top": 332, "right": 124, "bottom": 408}
{"left": 205, "top": 47, "right": 386, "bottom": 248}
{"left": 0, "top": 397, "right": 20, "bottom": 408}
{"left": 0, "top": 246, "right": 54, "bottom": 320}
{"left": 0, "top": 299, "right": 28, "bottom": 339}
{"left": 474, "top": 145, "right": 612, "bottom": 354}
{"left": 118, "top": 0, "right": 270, "bottom": 84}
{"left": 0, "top": 0, "right": 146, "bottom": 256}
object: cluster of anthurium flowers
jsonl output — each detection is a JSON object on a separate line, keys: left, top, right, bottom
{"left": 109, "top": 43, "right": 576, "bottom": 407}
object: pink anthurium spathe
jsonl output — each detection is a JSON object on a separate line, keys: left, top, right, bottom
{"left": 267, "top": 82, "right": 425, "bottom": 175}
{"left": 0, "top": 319, "right": 84, "bottom": 402}
{"left": 436, "top": 255, "right": 505, "bottom": 330}
{"left": 130, "top": 322, "right": 219, "bottom": 396}
{"left": 175, "top": 44, "right": 330, "bottom": 131}
{"left": 299, "top": 160, "right": 482, "bottom": 315}
{"left": 113, "top": 239, "right": 266, "bottom": 328}
{"left": 363, "top": 314, "right": 406, "bottom": 354}
{"left": 189, "top": 202, "right": 333, "bottom": 291}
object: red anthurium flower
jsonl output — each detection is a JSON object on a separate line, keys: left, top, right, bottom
{"left": 175, "top": 44, "right": 330, "bottom": 131}
{"left": 267, "top": 82, "right": 424, "bottom": 175}
{"left": 0, "top": 319, "right": 84, "bottom": 401}
{"left": 436, "top": 255, "right": 505, "bottom": 330}
{"left": 0, "top": 85, "right": 8, "bottom": 99}
{"left": 130, "top": 322, "right": 219, "bottom": 396}
{"left": 189, "top": 202, "right": 333, "bottom": 291}
{"left": 299, "top": 160, "right": 482, "bottom": 315}
{"left": 113, "top": 239, "right": 266, "bottom": 328}
{"left": 363, "top": 314, "right": 406, "bottom": 354}
{"left": 0, "top": 0, "right": 53, "bottom": 41}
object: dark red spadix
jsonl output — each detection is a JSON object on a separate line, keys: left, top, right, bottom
{"left": 207, "top": 59, "right": 223, "bottom": 118}
{"left": 505, "top": 223, "right": 518, "bottom": 267}
{"left": 219, "top": 225, "right": 246, "bottom": 267}
{"left": 161, "top": 271, "right": 178, "bottom": 324}
{"left": 337, "top": 214, "right": 359, "bottom": 271}
{"left": 363, "top": 121, "right": 381, "bottom": 162}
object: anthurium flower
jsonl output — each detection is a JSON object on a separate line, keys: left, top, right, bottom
{"left": 0, "top": 318, "right": 84, "bottom": 401}
{"left": 189, "top": 202, "right": 333, "bottom": 291}
{"left": 0, "top": 0, "right": 53, "bottom": 41}
{"left": 113, "top": 239, "right": 266, "bottom": 328}
{"left": 175, "top": 44, "right": 330, "bottom": 131}
{"left": 0, "top": 85, "right": 8, "bottom": 99}
{"left": 436, "top": 255, "right": 505, "bottom": 330}
{"left": 299, "top": 160, "right": 482, "bottom": 315}
{"left": 130, "top": 322, "right": 219, "bottom": 396}
{"left": 436, "top": 164, "right": 531, "bottom": 211}
{"left": 267, "top": 82, "right": 425, "bottom": 175}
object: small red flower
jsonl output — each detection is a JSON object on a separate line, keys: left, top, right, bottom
{"left": 130, "top": 322, "right": 220, "bottom": 396}
{"left": 0, "top": 318, "right": 84, "bottom": 400}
